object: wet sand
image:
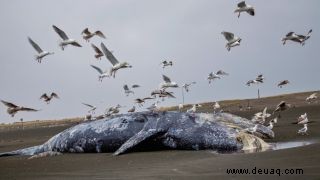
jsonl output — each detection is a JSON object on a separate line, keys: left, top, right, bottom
{"left": 0, "top": 94, "right": 320, "bottom": 179}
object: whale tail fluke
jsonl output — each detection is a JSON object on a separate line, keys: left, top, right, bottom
{"left": 0, "top": 145, "right": 44, "bottom": 158}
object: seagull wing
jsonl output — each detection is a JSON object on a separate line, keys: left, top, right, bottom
{"left": 95, "top": 31, "right": 106, "bottom": 38}
{"left": 1, "top": 100, "right": 18, "bottom": 108}
{"left": 90, "top": 65, "right": 103, "bottom": 74}
{"left": 222, "top": 31, "right": 234, "bottom": 41}
{"left": 51, "top": 92, "right": 59, "bottom": 99}
{"left": 28, "top": 37, "right": 43, "bottom": 53}
{"left": 40, "top": 93, "right": 48, "bottom": 99}
{"left": 132, "top": 84, "right": 140, "bottom": 88}
{"left": 82, "top": 103, "right": 94, "bottom": 108}
{"left": 162, "top": 75, "right": 171, "bottom": 83}
{"left": 101, "top": 43, "right": 119, "bottom": 66}
{"left": 247, "top": 9, "right": 255, "bottom": 16}
{"left": 81, "top": 28, "right": 91, "bottom": 35}
{"left": 52, "top": 25, "right": 69, "bottom": 40}
{"left": 71, "top": 42, "right": 82, "bottom": 47}
{"left": 237, "top": 1, "right": 247, "bottom": 8}
{"left": 20, "top": 107, "right": 39, "bottom": 112}
{"left": 91, "top": 44, "right": 102, "bottom": 54}
{"left": 286, "top": 32, "right": 295, "bottom": 37}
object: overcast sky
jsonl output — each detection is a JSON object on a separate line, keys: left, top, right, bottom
{"left": 0, "top": 0, "right": 319, "bottom": 123}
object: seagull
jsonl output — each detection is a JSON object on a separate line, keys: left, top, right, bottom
{"left": 182, "top": 82, "right": 196, "bottom": 92}
{"left": 128, "top": 106, "right": 136, "bottom": 113}
{"left": 1, "top": 100, "right": 39, "bottom": 117}
{"left": 297, "top": 113, "right": 308, "bottom": 124}
{"left": 123, "top": 84, "right": 134, "bottom": 96}
{"left": 27, "top": 37, "right": 54, "bottom": 63}
{"left": 52, "top": 25, "right": 82, "bottom": 50}
{"left": 101, "top": 43, "right": 132, "bottom": 78}
{"left": 306, "top": 93, "right": 317, "bottom": 103}
{"left": 134, "top": 97, "right": 154, "bottom": 107}
{"left": 246, "top": 74, "right": 264, "bottom": 86}
{"left": 151, "top": 89, "right": 175, "bottom": 99}
{"left": 208, "top": 72, "right": 221, "bottom": 84}
{"left": 90, "top": 65, "right": 110, "bottom": 81}
{"left": 273, "top": 101, "right": 291, "bottom": 114}
{"left": 187, "top": 104, "right": 202, "bottom": 113}
{"left": 277, "top": 80, "right": 290, "bottom": 88}
{"left": 105, "top": 104, "right": 122, "bottom": 116}
{"left": 81, "top": 28, "right": 106, "bottom": 42}
{"left": 82, "top": 103, "right": 97, "bottom": 114}
{"left": 178, "top": 103, "right": 183, "bottom": 112}
{"left": 216, "top": 70, "right": 229, "bottom": 76}
{"left": 40, "top": 93, "right": 59, "bottom": 104}
{"left": 221, "top": 31, "right": 241, "bottom": 51}
{"left": 234, "top": 1, "right": 255, "bottom": 18}
{"left": 282, "top": 29, "right": 312, "bottom": 46}
{"left": 160, "top": 60, "right": 173, "bottom": 68}
{"left": 213, "top": 101, "right": 221, "bottom": 113}
{"left": 160, "top": 75, "right": 179, "bottom": 89}
{"left": 91, "top": 44, "right": 104, "bottom": 60}
{"left": 252, "top": 107, "right": 271, "bottom": 124}
{"left": 298, "top": 124, "right": 308, "bottom": 135}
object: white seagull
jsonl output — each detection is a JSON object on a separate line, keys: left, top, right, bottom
{"left": 234, "top": 1, "right": 255, "bottom": 18}
{"left": 178, "top": 103, "right": 184, "bottom": 112}
{"left": 213, "top": 101, "right": 221, "bottom": 113}
{"left": 160, "top": 75, "right": 179, "bottom": 89}
{"left": 208, "top": 72, "right": 221, "bottom": 84}
{"left": 282, "top": 29, "right": 312, "bottom": 46}
{"left": 160, "top": 60, "right": 173, "bottom": 68}
{"left": 252, "top": 107, "right": 271, "bottom": 124}
{"left": 81, "top": 28, "right": 106, "bottom": 42}
{"left": 306, "top": 93, "right": 317, "bottom": 103}
{"left": 52, "top": 25, "right": 82, "bottom": 50}
{"left": 187, "top": 104, "right": 202, "bottom": 113}
{"left": 298, "top": 124, "right": 308, "bottom": 135}
{"left": 101, "top": 43, "right": 132, "bottom": 78}
{"left": 297, "top": 113, "right": 308, "bottom": 125}
{"left": 123, "top": 84, "right": 134, "bottom": 96}
{"left": 28, "top": 37, "right": 54, "bottom": 63}
{"left": 90, "top": 65, "right": 110, "bottom": 82}
{"left": 91, "top": 44, "right": 104, "bottom": 60}
{"left": 221, "top": 31, "right": 241, "bottom": 51}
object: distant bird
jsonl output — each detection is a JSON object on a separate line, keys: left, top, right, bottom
{"left": 182, "top": 82, "right": 196, "bottom": 92}
{"left": 128, "top": 106, "right": 135, "bottom": 113}
{"left": 178, "top": 103, "right": 183, "bottom": 112}
{"left": 90, "top": 65, "right": 110, "bottom": 81}
{"left": 151, "top": 89, "right": 175, "bottom": 99}
{"left": 234, "top": 1, "right": 255, "bottom": 18}
{"left": 277, "top": 80, "right": 290, "bottom": 88}
{"left": 221, "top": 31, "right": 241, "bottom": 51}
{"left": 134, "top": 97, "right": 154, "bottom": 107}
{"left": 273, "top": 101, "right": 291, "bottom": 114}
{"left": 131, "top": 84, "right": 141, "bottom": 88}
{"left": 40, "top": 93, "right": 59, "bottom": 104}
{"left": 187, "top": 104, "right": 202, "bottom": 113}
{"left": 91, "top": 44, "right": 104, "bottom": 60}
{"left": 216, "top": 70, "right": 229, "bottom": 76}
{"left": 27, "top": 37, "right": 54, "bottom": 63}
{"left": 213, "top": 101, "right": 221, "bottom": 113}
{"left": 246, "top": 74, "right": 264, "bottom": 86}
{"left": 52, "top": 25, "right": 82, "bottom": 50}
{"left": 160, "top": 60, "right": 173, "bottom": 68}
{"left": 123, "top": 85, "right": 134, "bottom": 96}
{"left": 101, "top": 43, "right": 132, "bottom": 78}
{"left": 105, "top": 104, "right": 122, "bottom": 116}
{"left": 282, "top": 29, "right": 312, "bottom": 46}
{"left": 82, "top": 103, "right": 97, "bottom": 114}
{"left": 208, "top": 72, "right": 221, "bottom": 84}
{"left": 306, "top": 93, "right": 317, "bottom": 103}
{"left": 297, "top": 124, "right": 308, "bottom": 135}
{"left": 297, "top": 113, "right": 308, "bottom": 125}
{"left": 81, "top": 28, "right": 106, "bottom": 42}
{"left": 1, "top": 100, "right": 38, "bottom": 117}
{"left": 252, "top": 107, "right": 271, "bottom": 124}
{"left": 160, "top": 75, "right": 179, "bottom": 89}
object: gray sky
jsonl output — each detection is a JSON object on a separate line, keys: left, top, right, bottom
{"left": 0, "top": 0, "right": 319, "bottom": 123}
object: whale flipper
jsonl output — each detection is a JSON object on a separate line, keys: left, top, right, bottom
{"left": 114, "top": 129, "right": 166, "bottom": 155}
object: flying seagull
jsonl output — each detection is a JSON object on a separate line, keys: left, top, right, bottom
{"left": 134, "top": 97, "right": 154, "bottom": 107}
{"left": 208, "top": 72, "right": 221, "bottom": 84}
{"left": 123, "top": 84, "right": 134, "bottom": 96}
{"left": 273, "top": 101, "right": 291, "bottom": 114}
{"left": 182, "top": 82, "right": 196, "bottom": 92}
{"left": 282, "top": 29, "right": 312, "bottom": 46}
{"left": 27, "top": 37, "right": 54, "bottom": 63}
{"left": 90, "top": 65, "right": 110, "bottom": 82}
{"left": 101, "top": 43, "right": 132, "bottom": 78}
{"left": 1, "top": 100, "right": 39, "bottom": 117}
{"left": 82, "top": 103, "right": 97, "bottom": 114}
{"left": 277, "top": 80, "right": 290, "bottom": 88}
{"left": 221, "top": 31, "right": 241, "bottom": 51}
{"left": 160, "top": 75, "right": 179, "bottom": 89}
{"left": 131, "top": 84, "right": 141, "bottom": 88}
{"left": 52, "top": 25, "right": 82, "bottom": 50}
{"left": 81, "top": 28, "right": 106, "bottom": 42}
{"left": 234, "top": 1, "right": 255, "bottom": 18}
{"left": 160, "top": 60, "right": 173, "bottom": 68}
{"left": 40, "top": 93, "right": 59, "bottom": 104}
{"left": 216, "top": 70, "right": 229, "bottom": 76}
{"left": 91, "top": 44, "right": 104, "bottom": 60}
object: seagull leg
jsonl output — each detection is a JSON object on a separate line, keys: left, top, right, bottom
{"left": 238, "top": 12, "right": 240, "bottom": 18}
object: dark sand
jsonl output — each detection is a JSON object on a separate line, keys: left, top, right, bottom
{"left": 0, "top": 93, "right": 320, "bottom": 179}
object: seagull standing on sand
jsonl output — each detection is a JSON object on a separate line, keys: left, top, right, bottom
{"left": 81, "top": 28, "right": 106, "bottom": 42}
{"left": 298, "top": 124, "right": 308, "bottom": 135}
{"left": 101, "top": 43, "right": 132, "bottom": 78}
{"left": 28, "top": 37, "right": 54, "bottom": 63}
{"left": 160, "top": 75, "right": 179, "bottom": 89}
{"left": 277, "top": 80, "right": 290, "bottom": 88}
{"left": 40, "top": 93, "right": 59, "bottom": 104}
{"left": 221, "top": 31, "right": 241, "bottom": 51}
{"left": 91, "top": 44, "right": 104, "bottom": 60}
{"left": 123, "top": 85, "right": 134, "bottom": 96}
{"left": 82, "top": 103, "right": 97, "bottom": 114}
{"left": 90, "top": 65, "right": 110, "bottom": 82}
{"left": 52, "top": 25, "right": 82, "bottom": 50}
{"left": 1, "top": 100, "right": 39, "bottom": 117}
{"left": 297, "top": 113, "right": 308, "bottom": 124}
{"left": 178, "top": 103, "right": 183, "bottom": 112}
{"left": 306, "top": 93, "right": 318, "bottom": 103}
{"left": 213, "top": 101, "right": 221, "bottom": 113}
{"left": 282, "top": 29, "right": 312, "bottom": 46}
{"left": 234, "top": 1, "right": 255, "bottom": 18}
{"left": 187, "top": 104, "right": 202, "bottom": 113}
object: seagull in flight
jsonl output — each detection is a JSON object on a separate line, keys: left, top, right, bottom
{"left": 277, "top": 80, "right": 290, "bottom": 88}
{"left": 82, "top": 103, "right": 97, "bottom": 114}
{"left": 1, "top": 100, "right": 39, "bottom": 117}
{"left": 28, "top": 37, "right": 54, "bottom": 63}
{"left": 208, "top": 72, "right": 221, "bottom": 84}
{"left": 234, "top": 1, "right": 255, "bottom": 18}
{"left": 90, "top": 65, "right": 110, "bottom": 82}
{"left": 221, "top": 31, "right": 241, "bottom": 51}
{"left": 282, "top": 29, "right": 312, "bottom": 46}
{"left": 52, "top": 25, "right": 82, "bottom": 50}
{"left": 91, "top": 44, "right": 104, "bottom": 60}
{"left": 40, "top": 92, "right": 59, "bottom": 104}
{"left": 123, "top": 84, "right": 134, "bottom": 96}
{"left": 81, "top": 28, "right": 106, "bottom": 42}
{"left": 160, "top": 75, "right": 179, "bottom": 89}
{"left": 160, "top": 60, "right": 173, "bottom": 68}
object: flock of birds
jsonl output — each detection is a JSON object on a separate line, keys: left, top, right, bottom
{"left": 0, "top": 1, "right": 317, "bottom": 136}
